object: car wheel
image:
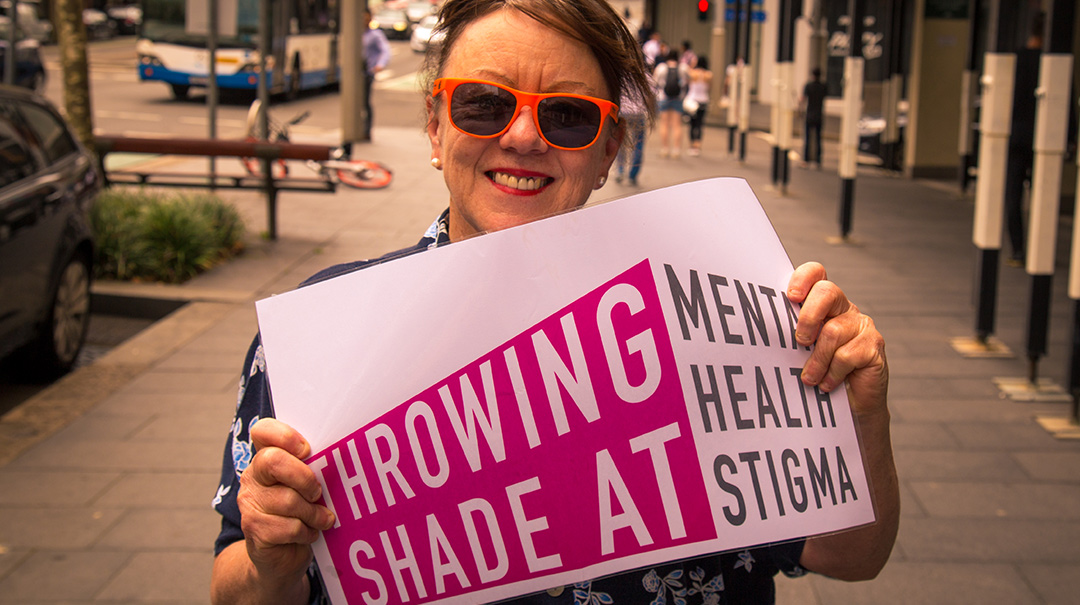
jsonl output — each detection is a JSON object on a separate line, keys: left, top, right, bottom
{"left": 30, "top": 255, "right": 91, "bottom": 379}
{"left": 170, "top": 84, "right": 190, "bottom": 99}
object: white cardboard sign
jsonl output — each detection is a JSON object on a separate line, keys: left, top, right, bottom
{"left": 255, "top": 178, "right": 875, "bottom": 604}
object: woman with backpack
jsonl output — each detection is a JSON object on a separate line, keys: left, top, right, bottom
{"left": 654, "top": 49, "right": 688, "bottom": 158}
{"left": 685, "top": 56, "right": 712, "bottom": 156}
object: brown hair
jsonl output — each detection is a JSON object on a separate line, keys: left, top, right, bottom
{"left": 420, "top": 0, "right": 655, "bottom": 125}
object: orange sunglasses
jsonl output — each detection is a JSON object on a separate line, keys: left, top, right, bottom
{"left": 432, "top": 78, "right": 620, "bottom": 150}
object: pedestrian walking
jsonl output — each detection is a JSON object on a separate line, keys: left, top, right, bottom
{"left": 679, "top": 39, "right": 697, "bottom": 68}
{"left": 685, "top": 56, "right": 712, "bottom": 156}
{"left": 800, "top": 67, "right": 827, "bottom": 168}
{"left": 655, "top": 49, "right": 688, "bottom": 158}
{"left": 362, "top": 8, "right": 391, "bottom": 138}
{"left": 642, "top": 31, "right": 664, "bottom": 70}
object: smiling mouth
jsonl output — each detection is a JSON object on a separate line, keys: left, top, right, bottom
{"left": 488, "top": 171, "right": 553, "bottom": 192}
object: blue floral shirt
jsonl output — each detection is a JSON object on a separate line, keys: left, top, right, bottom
{"left": 212, "top": 210, "right": 807, "bottom": 604}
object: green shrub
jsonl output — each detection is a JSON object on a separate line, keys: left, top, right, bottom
{"left": 91, "top": 189, "right": 245, "bottom": 284}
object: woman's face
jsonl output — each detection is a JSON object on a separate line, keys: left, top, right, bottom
{"left": 427, "top": 9, "right": 622, "bottom": 242}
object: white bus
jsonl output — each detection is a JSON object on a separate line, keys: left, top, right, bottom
{"left": 136, "top": 0, "right": 340, "bottom": 99}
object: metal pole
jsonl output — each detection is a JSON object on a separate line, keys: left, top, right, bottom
{"left": 1052, "top": 0, "right": 1080, "bottom": 421}
{"left": 969, "top": 0, "right": 1018, "bottom": 342}
{"left": 771, "top": 0, "right": 798, "bottom": 188}
{"left": 1024, "top": 0, "right": 1076, "bottom": 385}
{"left": 958, "top": 0, "right": 980, "bottom": 191}
{"left": 728, "top": 0, "right": 742, "bottom": 154}
{"left": 737, "top": 0, "right": 752, "bottom": 162}
{"left": 4, "top": 1, "right": 16, "bottom": 86}
{"left": 886, "top": 0, "right": 907, "bottom": 172}
{"left": 1024, "top": 52, "right": 1071, "bottom": 383}
{"left": 770, "top": 0, "right": 787, "bottom": 187}
{"left": 258, "top": 0, "right": 274, "bottom": 239}
{"left": 779, "top": 0, "right": 799, "bottom": 191}
{"left": 258, "top": 0, "right": 270, "bottom": 138}
{"left": 880, "top": 0, "right": 904, "bottom": 172}
{"left": 777, "top": 60, "right": 793, "bottom": 191}
{"left": 341, "top": 0, "right": 368, "bottom": 150}
{"left": 972, "top": 53, "right": 1014, "bottom": 341}
{"left": 837, "top": 0, "right": 864, "bottom": 240}
{"left": 208, "top": 0, "right": 219, "bottom": 187}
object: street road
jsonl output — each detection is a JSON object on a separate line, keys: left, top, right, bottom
{"left": 1, "top": 36, "right": 431, "bottom": 415}
{"left": 39, "top": 36, "right": 429, "bottom": 140}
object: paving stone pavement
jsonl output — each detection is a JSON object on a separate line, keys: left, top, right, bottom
{"left": 1, "top": 121, "right": 1079, "bottom": 605}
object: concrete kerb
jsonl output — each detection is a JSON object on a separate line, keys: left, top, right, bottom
{"left": 0, "top": 301, "right": 236, "bottom": 466}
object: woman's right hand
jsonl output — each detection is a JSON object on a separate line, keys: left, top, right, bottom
{"left": 238, "top": 417, "right": 337, "bottom": 583}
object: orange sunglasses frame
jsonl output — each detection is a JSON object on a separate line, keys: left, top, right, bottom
{"left": 432, "top": 77, "right": 620, "bottom": 150}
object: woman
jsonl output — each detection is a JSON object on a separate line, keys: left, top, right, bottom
{"left": 654, "top": 49, "right": 689, "bottom": 158}
{"left": 685, "top": 56, "right": 712, "bottom": 156}
{"left": 209, "top": 1, "right": 898, "bottom": 603}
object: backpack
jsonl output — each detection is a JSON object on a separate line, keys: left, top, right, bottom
{"left": 663, "top": 64, "right": 682, "bottom": 98}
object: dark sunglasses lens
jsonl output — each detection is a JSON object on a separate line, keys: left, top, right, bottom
{"left": 449, "top": 82, "right": 517, "bottom": 136}
{"left": 537, "top": 97, "right": 602, "bottom": 148}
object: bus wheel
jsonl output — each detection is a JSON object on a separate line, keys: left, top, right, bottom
{"left": 286, "top": 57, "right": 301, "bottom": 101}
{"left": 170, "top": 84, "right": 190, "bottom": 99}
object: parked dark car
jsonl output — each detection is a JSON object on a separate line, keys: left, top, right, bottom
{"left": 83, "top": 8, "right": 117, "bottom": 40}
{"left": 0, "top": 85, "right": 101, "bottom": 378}
{"left": 370, "top": 8, "right": 412, "bottom": 40}
{"left": 0, "top": 17, "right": 46, "bottom": 92}
{"left": 106, "top": 4, "right": 142, "bottom": 36}
{"left": 410, "top": 14, "right": 444, "bottom": 53}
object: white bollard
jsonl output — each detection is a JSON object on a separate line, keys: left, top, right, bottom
{"left": 1027, "top": 54, "right": 1073, "bottom": 277}
{"left": 967, "top": 52, "right": 1015, "bottom": 342}
{"left": 838, "top": 56, "right": 864, "bottom": 181}
{"left": 837, "top": 56, "right": 863, "bottom": 239}
{"left": 972, "top": 53, "right": 1016, "bottom": 251}
{"left": 778, "top": 62, "right": 795, "bottom": 152}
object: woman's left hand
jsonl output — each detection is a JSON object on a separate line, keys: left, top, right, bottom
{"left": 786, "top": 261, "right": 888, "bottom": 419}
{"left": 786, "top": 261, "right": 898, "bottom": 581}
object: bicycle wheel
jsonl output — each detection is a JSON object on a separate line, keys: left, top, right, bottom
{"left": 336, "top": 160, "right": 393, "bottom": 189}
{"left": 246, "top": 99, "right": 266, "bottom": 139}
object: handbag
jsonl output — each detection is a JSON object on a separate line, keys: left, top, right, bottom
{"left": 683, "top": 97, "right": 700, "bottom": 114}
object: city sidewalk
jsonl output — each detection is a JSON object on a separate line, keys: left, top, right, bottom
{"left": 1, "top": 121, "right": 1079, "bottom": 604}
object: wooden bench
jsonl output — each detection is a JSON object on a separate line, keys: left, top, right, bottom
{"left": 95, "top": 136, "right": 338, "bottom": 240}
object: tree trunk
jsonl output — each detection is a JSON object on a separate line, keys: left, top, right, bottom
{"left": 52, "top": 0, "right": 93, "bottom": 152}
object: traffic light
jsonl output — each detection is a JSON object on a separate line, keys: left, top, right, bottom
{"left": 697, "top": 0, "right": 710, "bottom": 22}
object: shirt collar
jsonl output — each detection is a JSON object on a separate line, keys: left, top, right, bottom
{"left": 420, "top": 208, "right": 451, "bottom": 250}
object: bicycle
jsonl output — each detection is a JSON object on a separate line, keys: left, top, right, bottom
{"left": 242, "top": 99, "right": 393, "bottom": 190}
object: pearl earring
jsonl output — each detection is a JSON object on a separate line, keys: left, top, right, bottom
{"left": 431, "top": 158, "right": 442, "bottom": 169}
{"left": 596, "top": 176, "right": 607, "bottom": 189}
